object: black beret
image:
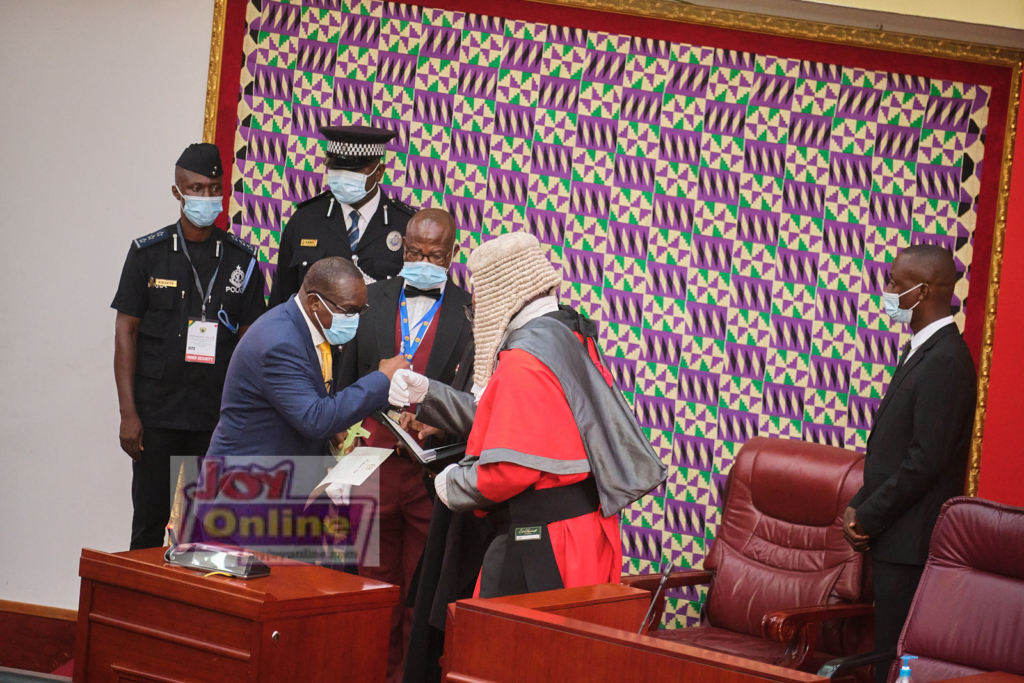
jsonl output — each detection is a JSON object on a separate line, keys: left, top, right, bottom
{"left": 175, "top": 143, "right": 224, "bottom": 178}
{"left": 320, "top": 125, "right": 397, "bottom": 170}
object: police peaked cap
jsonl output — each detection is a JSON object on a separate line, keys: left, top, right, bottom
{"left": 175, "top": 143, "right": 224, "bottom": 178}
{"left": 320, "top": 125, "right": 397, "bottom": 170}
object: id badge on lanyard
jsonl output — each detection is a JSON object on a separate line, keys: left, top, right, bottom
{"left": 177, "top": 222, "right": 222, "bottom": 364}
{"left": 186, "top": 319, "right": 218, "bottom": 364}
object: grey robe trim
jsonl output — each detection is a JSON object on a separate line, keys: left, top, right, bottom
{"left": 445, "top": 462, "right": 496, "bottom": 512}
{"left": 503, "top": 317, "right": 667, "bottom": 515}
{"left": 417, "top": 379, "right": 477, "bottom": 438}
{"left": 478, "top": 447, "right": 592, "bottom": 475}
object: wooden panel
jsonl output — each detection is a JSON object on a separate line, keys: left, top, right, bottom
{"left": 110, "top": 665, "right": 191, "bottom": 683}
{"left": 256, "top": 607, "right": 393, "bottom": 683}
{"left": 0, "top": 599, "right": 76, "bottom": 622}
{"left": 447, "top": 599, "right": 827, "bottom": 683}
{"left": 488, "top": 584, "right": 650, "bottom": 632}
{"left": 73, "top": 579, "right": 93, "bottom": 682}
{"left": 0, "top": 609, "right": 76, "bottom": 673}
{"left": 88, "top": 581, "right": 253, "bottom": 655}
{"left": 80, "top": 623, "right": 248, "bottom": 683}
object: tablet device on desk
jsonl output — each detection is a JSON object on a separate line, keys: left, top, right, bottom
{"left": 375, "top": 409, "right": 467, "bottom": 474}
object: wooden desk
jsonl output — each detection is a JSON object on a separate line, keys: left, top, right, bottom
{"left": 443, "top": 584, "right": 827, "bottom": 683}
{"left": 73, "top": 547, "right": 398, "bottom": 683}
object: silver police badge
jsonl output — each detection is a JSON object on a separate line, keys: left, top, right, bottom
{"left": 226, "top": 265, "right": 245, "bottom": 293}
{"left": 386, "top": 231, "right": 402, "bottom": 251}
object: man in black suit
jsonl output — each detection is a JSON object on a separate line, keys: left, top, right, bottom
{"left": 268, "top": 125, "right": 416, "bottom": 306}
{"left": 844, "top": 244, "right": 977, "bottom": 683}
{"left": 336, "top": 207, "right": 472, "bottom": 683}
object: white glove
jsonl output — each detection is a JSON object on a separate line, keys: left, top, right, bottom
{"left": 326, "top": 482, "right": 352, "bottom": 506}
{"left": 435, "top": 463, "right": 458, "bottom": 509}
{"left": 389, "top": 369, "right": 429, "bottom": 406}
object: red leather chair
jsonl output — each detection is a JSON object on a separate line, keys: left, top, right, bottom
{"left": 841, "top": 497, "right": 1024, "bottom": 682}
{"left": 624, "top": 436, "right": 873, "bottom": 674}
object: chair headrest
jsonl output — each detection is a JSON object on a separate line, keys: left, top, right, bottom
{"left": 745, "top": 437, "right": 864, "bottom": 527}
{"left": 930, "top": 497, "right": 1024, "bottom": 579}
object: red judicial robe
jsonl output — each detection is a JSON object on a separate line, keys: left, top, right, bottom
{"left": 452, "top": 332, "right": 622, "bottom": 594}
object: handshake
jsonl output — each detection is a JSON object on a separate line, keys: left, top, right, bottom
{"left": 376, "top": 358, "right": 430, "bottom": 408}
{"left": 389, "top": 368, "right": 430, "bottom": 406}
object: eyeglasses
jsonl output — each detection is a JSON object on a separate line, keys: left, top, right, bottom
{"left": 405, "top": 248, "right": 453, "bottom": 267}
{"left": 464, "top": 303, "right": 475, "bottom": 323}
{"left": 311, "top": 291, "right": 369, "bottom": 316}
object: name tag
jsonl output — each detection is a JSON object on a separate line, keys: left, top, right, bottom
{"left": 185, "top": 319, "right": 218, "bottom": 364}
{"left": 151, "top": 278, "right": 177, "bottom": 288}
{"left": 514, "top": 526, "right": 542, "bottom": 541}
{"left": 300, "top": 239, "right": 318, "bottom": 247}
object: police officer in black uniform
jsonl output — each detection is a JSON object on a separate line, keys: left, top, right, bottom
{"left": 112, "top": 143, "right": 267, "bottom": 550}
{"left": 268, "top": 125, "right": 416, "bottom": 307}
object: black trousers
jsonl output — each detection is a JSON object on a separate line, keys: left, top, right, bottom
{"left": 130, "top": 426, "right": 212, "bottom": 550}
{"left": 872, "top": 558, "right": 925, "bottom": 683}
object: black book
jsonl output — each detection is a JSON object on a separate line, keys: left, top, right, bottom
{"left": 375, "top": 409, "right": 467, "bottom": 474}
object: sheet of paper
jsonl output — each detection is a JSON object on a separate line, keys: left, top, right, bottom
{"left": 305, "top": 447, "right": 392, "bottom": 507}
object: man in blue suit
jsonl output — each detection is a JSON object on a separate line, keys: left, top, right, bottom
{"left": 208, "top": 257, "right": 410, "bottom": 456}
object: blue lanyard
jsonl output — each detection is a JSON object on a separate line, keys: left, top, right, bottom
{"left": 399, "top": 288, "right": 444, "bottom": 361}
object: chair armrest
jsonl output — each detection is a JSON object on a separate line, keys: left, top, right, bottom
{"left": 762, "top": 603, "right": 874, "bottom": 643}
{"left": 817, "top": 650, "right": 896, "bottom": 679}
{"left": 621, "top": 570, "right": 714, "bottom": 594}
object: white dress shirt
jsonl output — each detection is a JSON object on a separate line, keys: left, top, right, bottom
{"left": 404, "top": 280, "right": 447, "bottom": 329}
{"left": 506, "top": 295, "right": 560, "bottom": 334}
{"left": 904, "top": 315, "right": 956, "bottom": 363}
{"left": 294, "top": 294, "right": 327, "bottom": 371}
{"left": 339, "top": 188, "right": 382, "bottom": 248}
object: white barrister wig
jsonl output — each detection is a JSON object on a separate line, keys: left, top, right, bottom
{"left": 467, "top": 231, "right": 563, "bottom": 388}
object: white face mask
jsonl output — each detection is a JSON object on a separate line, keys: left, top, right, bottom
{"left": 400, "top": 245, "right": 455, "bottom": 290}
{"left": 326, "top": 163, "right": 379, "bottom": 205}
{"left": 176, "top": 186, "right": 222, "bottom": 227}
{"left": 882, "top": 282, "right": 924, "bottom": 325}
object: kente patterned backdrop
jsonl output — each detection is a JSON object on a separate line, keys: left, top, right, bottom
{"left": 229, "top": 0, "right": 991, "bottom": 626}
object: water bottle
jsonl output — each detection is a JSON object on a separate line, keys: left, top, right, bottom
{"left": 895, "top": 655, "right": 918, "bottom": 683}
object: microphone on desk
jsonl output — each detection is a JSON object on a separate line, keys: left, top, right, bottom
{"left": 637, "top": 555, "right": 675, "bottom": 634}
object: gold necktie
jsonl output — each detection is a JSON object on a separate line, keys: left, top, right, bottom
{"left": 318, "top": 341, "right": 333, "bottom": 392}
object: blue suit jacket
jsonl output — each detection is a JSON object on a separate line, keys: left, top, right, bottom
{"left": 207, "top": 296, "right": 390, "bottom": 455}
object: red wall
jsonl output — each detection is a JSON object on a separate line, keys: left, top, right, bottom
{"left": 979, "top": 118, "right": 1024, "bottom": 507}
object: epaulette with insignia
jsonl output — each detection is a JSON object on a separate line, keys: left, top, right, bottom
{"left": 295, "top": 191, "right": 333, "bottom": 210}
{"left": 225, "top": 231, "right": 259, "bottom": 257}
{"left": 387, "top": 194, "right": 417, "bottom": 217}
{"left": 133, "top": 227, "right": 171, "bottom": 249}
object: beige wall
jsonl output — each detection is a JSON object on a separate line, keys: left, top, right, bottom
{"left": 0, "top": 0, "right": 214, "bottom": 609}
{"left": 805, "top": 0, "right": 1024, "bottom": 30}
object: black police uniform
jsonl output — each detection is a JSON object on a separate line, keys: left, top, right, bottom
{"left": 268, "top": 189, "right": 415, "bottom": 307}
{"left": 111, "top": 223, "right": 267, "bottom": 549}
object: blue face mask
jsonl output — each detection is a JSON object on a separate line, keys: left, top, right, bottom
{"left": 177, "top": 187, "right": 222, "bottom": 227}
{"left": 314, "top": 294, "right": 359, "bottom": 345}
{"left": 400, "top": 260, "right": 449, "bottom": 290}
{"left": 326, "top": 163, "right": 379, "bottom": 205}
{"left": 882, "top": 282, "right": 924, "bottom": 325}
